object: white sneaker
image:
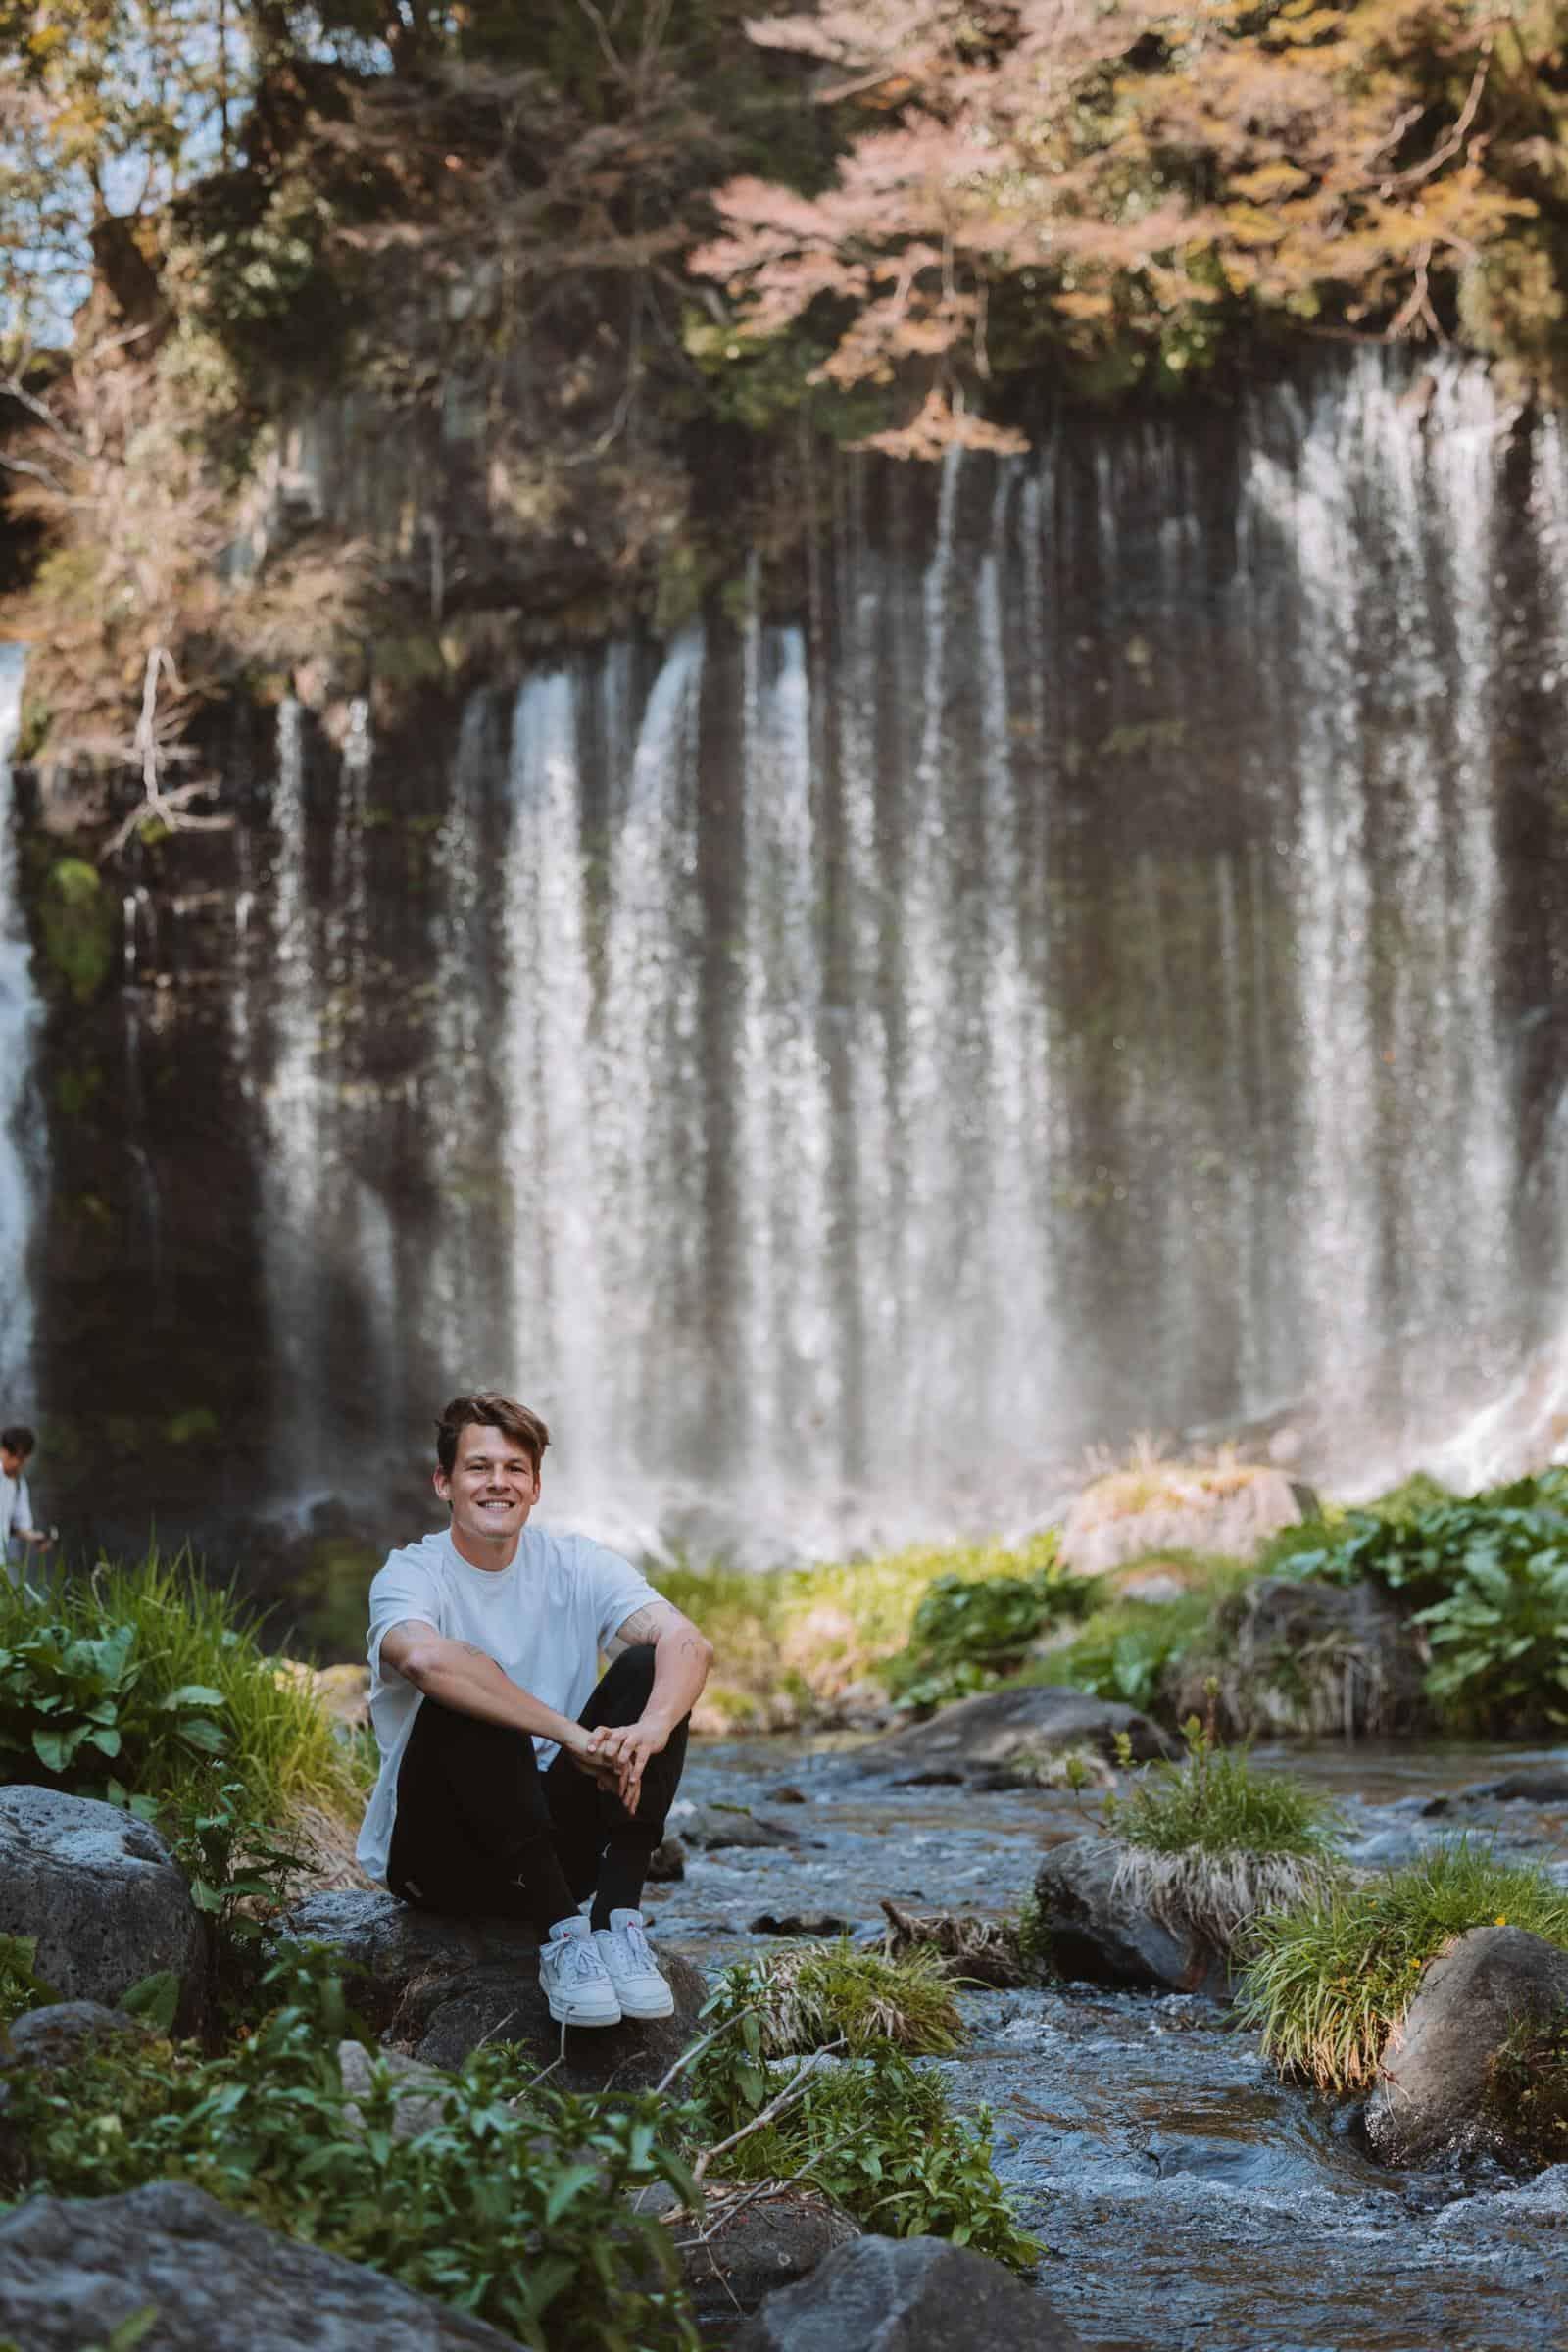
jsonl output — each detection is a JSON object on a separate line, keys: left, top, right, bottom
{"left": 539, "top": 1916, "right": 621, "bottom": 2027}
{"left": 592, "top": 1908, "right": 675, "bottom": 2021}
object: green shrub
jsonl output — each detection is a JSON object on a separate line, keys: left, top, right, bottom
{"left": 1279, "top": 1477, "right": 1568, "bottom": 1731}
{"left": 685, "top": 2020, "right": 1036, "bottom": 2267}
{"left": 0, "top": 1552, "right": 359, "bottom": 1827}
{"left": 1237, "top": 1840, "right": 1568, "bottom": 2093}
{"left": 7, "top": 1948, "right": 701, "bottom": 2352}
{"left": 884, "top": 1545, "right": 1080, "bottom": 1708}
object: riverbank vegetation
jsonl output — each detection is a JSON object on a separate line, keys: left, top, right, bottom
{"left": 1236, "top": 1841, "right": 1568, "bottom": 2092}
{"left": 11, "top": 1, "right": 1568, "bottom": 784}
{"left": 653, "top": 1458, "right": 1568, "bottom": 1744}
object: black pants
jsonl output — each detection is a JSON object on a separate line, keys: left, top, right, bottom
{"left": 386, "top": 1644, "right": 688, "bottom": 1936}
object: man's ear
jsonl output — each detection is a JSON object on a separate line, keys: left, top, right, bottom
{"left": 432, "top": 1465, "right": 451, "bottom": 1504}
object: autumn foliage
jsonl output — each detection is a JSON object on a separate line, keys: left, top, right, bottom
{"left": 692, "top": 0, "right": 1568, "bottom": 446}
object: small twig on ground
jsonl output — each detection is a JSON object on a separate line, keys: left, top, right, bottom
{"left": 692, "top": 2039, "right": 847, "bottom": 2184}
{"left": 653, "top": 2005, "right": 760, "bottom": 2097}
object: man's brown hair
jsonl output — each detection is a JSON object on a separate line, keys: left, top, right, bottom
{"left": 435, "top": 1393, "right": 551, "bottom": 1480}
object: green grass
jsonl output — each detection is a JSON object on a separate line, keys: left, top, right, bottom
{"left": 687, "top": 1962, "right": 1034, "bottom": 2266}
{"left": 655, "top": 1534, "right": 1067, "bottom": 1723}
{"left": 703, "top": 1939, "right": 965, "bottom": 2060}
{"left": 1236, "top": 1839, "right": 1568, "bottom": 2092}
{"left": 0, "top": 1550, "right": 361, "bottom": 1828}
{"left": 1103, "top": 1725, "right": 1347, "bottom": 1860}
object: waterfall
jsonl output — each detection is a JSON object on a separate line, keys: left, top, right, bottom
{"left": 0, "top": 645, "right": 38, "bottom": 1409}
{"left": 83, "top": 346, "right": 1567, "bottom": 1553}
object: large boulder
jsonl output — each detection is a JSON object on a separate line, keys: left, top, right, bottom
{"left": 1031, "top": 1835, "right": 1229, "bottom": 2000}
{"left": 731, "top": 2233, "right": 1082, "bottom": 2351}
{"left": 1192, "top": 1576, "right": 1429, "bottom": 1740}
{"left": 0, "top": 2180, "right": 517, "bottom": 2349}
{"left": 277, "top": 1888, "right": 706, "bottom": 2087}
{"left": 1059, "top": 1463, "right": 1305, "bottom": 1577}
{"left": 1365, "top": 1925, "right": 1568, "bottom": 2168}
{"left": 0, "top": 1787, "right": 205, "bottom": 2031}
{"left": 855, "top": 1685, "right": 1177, "bottom": 1788}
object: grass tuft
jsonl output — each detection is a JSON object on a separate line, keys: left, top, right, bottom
{"left": 1237, "top": 1839, "right": 1568, "bottom": 2093}
{"left": 711, "top": 1937, "right": 964, "bottom": 2059}
{"left": 1107, "top": 1844, "right": 1339, "bottom": 1955}
{"left": 1102, "top": 1723, "right": 1347, "bottom": 1861}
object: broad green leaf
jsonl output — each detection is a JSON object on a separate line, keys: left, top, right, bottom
{"left": 120, "top": 1969, "right": 179, "bottom": 2032}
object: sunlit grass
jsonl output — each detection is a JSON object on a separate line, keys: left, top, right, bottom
{"left": 656, "top": 1535, "right": 1065, "bottom": 1721}
{"left": 1236, "top": 1839, "right": 1568, "bottom": 2093}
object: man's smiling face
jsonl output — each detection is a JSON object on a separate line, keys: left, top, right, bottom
{"left": 435, "top": 1422, "right": 540, "bottom": 1568}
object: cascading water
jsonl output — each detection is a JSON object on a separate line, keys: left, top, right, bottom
{"left": 0, "top": 644, "right": 39, "bottom": 1410}
{"left": 199, "top": 347, "right": 1568, "bottom": 1552}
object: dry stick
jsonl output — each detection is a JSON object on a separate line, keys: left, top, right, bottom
{"left": 673, "top": 2133, "right": 861, "bottom": 2253}
{"left": 692, "top": 2038, "right": 848, "bottom": 2185}
{"left": 652, "top": 2004, "right": 760, "bottom": 2098}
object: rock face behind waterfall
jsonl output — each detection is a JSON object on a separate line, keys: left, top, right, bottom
{"left": 855, "top": 1685, "right": 1178, "bottom": 1788}
{"left": 1365, "top": 1926, "right": 1568, "bottom": 2168}
{"left": 0, "top": 1787, "right": 205, "bottom": 2030}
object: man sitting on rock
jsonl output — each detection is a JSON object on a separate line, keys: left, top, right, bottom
{"left": 358, "top": 1392, "right": 713, "bottom": 2029}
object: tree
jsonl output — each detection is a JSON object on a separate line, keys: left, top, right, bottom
{"left": 691, "top": 0, "right": 1568, "bottom": 446}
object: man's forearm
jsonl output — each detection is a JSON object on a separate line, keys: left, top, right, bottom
{"left": 401, "top": 1639, "right": 582, "bottom": 1749}
{"left": 641, "top": 1624, "right": 714, "bottom": 1732}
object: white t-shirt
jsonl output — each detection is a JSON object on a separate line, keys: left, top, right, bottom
{"left": 1, "top": 1469, "right": 33, "bottom": 1570}
{"left": 356, "top": 1524, "right": 661, "bottom": 1886}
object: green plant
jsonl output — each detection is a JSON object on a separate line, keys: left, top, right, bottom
{"left": 0, "top": 1552, "right": 359, "bottom": 1827}
{"left": 1047, "top": 1570, "right": 1241, "bottom": 1712}
{"left": 1237, "top": 1840, "right": 1568, "bottom": 2093}
{"left": 1484, "top": 2002, "right": 1568, "bottom": 2169}
{"left": 884, "top": 1547, "right": 1080, "bottom": 1709}
{"left": 1103, "top": 1717, "right": 1347, "bottom": 1862}
{"left": 0, "top": 1616, "right": 227, "bottom": 1798}
{"left": 8, "top": 1948, "right": 701, "bottom": 2352}
{"left": 0, "top": 1931, "right": 60, "bottom": 2029}
{"left": 684, "top": 2028, "right": 1036, "bottom": 2268}
{"left": 1281, "top": 1478, "right": 1568, "bottom": 1730}
{"left": 1096, "top": 1718, "right": 1347, "bottom": 1955}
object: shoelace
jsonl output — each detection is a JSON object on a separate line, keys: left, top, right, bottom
{"left": 610, "top": 1917, "right": 656, "bottom": 1973}
{"left": 551, "top": 1934, "right": 609, "bottom": 1985}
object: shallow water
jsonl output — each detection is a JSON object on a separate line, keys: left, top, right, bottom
{"left": 663, "top": 1736, "right": 1568, "bottom": 2351}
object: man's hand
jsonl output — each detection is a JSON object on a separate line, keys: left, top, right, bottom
{"left": 583, "top": 1717, "right": 672, "bottom": 1815}
{"left": 561, "top": 1720, "right": 632, "bottom": 1799}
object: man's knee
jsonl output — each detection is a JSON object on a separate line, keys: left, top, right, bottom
{"left": 595, "top": 1642, "right": 658, "bottom": 1713}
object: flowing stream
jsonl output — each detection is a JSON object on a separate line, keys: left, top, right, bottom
{"left": 666, "top": 1734, "right": 1568, "bottom": 2352}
